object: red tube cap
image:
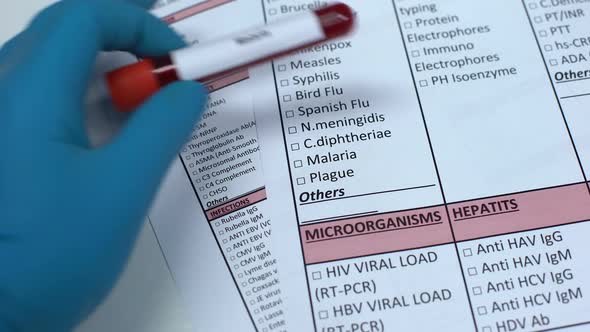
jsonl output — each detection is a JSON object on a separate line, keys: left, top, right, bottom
{"left": 106, "top": 59, "right": 161, "bottom": 112}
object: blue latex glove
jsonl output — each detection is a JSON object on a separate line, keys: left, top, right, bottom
{"left": 0, "top": 0, "right": 207, "bottom": 330}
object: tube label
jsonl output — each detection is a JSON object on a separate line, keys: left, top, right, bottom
{"left": 172, "top": 11, "right": 326, "bottom": 80}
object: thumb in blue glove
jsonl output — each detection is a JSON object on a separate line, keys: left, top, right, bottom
{"left": 0, "top": 0, "right": 207, "bottom": 330}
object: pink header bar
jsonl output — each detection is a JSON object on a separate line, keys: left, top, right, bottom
{"left": 206, "top": 69, "right": 249, "bottom": 92}
{"left": 300, "top": 206, "right": 452, "bottom": 264}
{"left": 451, "top": 183, "right": 590, "bottom": 241}
{"left": 206, "top": 188, "right": 266, "bottom": 221}
{"left": 163, "top": 0, "right": 234, "bottom": 24}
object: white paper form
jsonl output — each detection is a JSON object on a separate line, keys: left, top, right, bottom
{"left": 148, "top": 1, "right": 286, "bottom": 332}
{"left": 253, "top": 0, "right": 590, "bottom": 331}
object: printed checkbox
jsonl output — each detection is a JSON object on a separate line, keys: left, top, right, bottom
{"left": 215, "top": 222, "right": 220, "bottom": 226}
{"left": 288, "top": 126, "right": 297, "bottom": 134}
{"left": 539, "top": 30, "right": 547, "bottom": 37}
{"left": 472, "top": 286, "right": 482, "bottom": 295}
{"left": 263, "top": 328, "right": 268, "bottom": 332}
{"left": 186, "top": 155, "right": 191, "bottom": 160}
{"left": 226, "top": 248, "right": 231, "bottom": 253}
{"left": 463, "top": 248, "right": 473, "bottom": 257}
{"left": 219, "top": 230, "right": 224, "bottom": 235}
{"left": 403, "top": 22, "right": 412, "bottom": 29}
{"left": 250, "top": 300, "right": 255, "bottom": 305}
{"left": 419, "top": 80, "right": 428, "bottom": 87}
{"left": 192, "top": 171, "right": 198, "bottom": 175}
{"left": 319, "top": 311, "right": 329, "bottom": 319}
{"left": 296, "top": 177, "right": 306, "bottom": 185}
{"left": 222, "top": 239, "right": 228, "bottom": 244}
{"left": 294, "top": 160, "right": 303, "bottom": 168}
{"left": 283, "top": 94, "right": 292, "bottom": 102}
{"left": 529, "top": 2, "right": 538, "bottom": 9}
{"left": 482, "top": 327, "right": 492, "bottom": 332}
{"left": 278, "top": 64, "right": 287, "bottom": 71}
{"left": 286, "top": 110, "right": 295, "bottom": 118}
{"left": 246, "top": 291, "right": 251, "bottom": 295}
{"left": 549, "top": 59, "right": 558, "bottom": 66}
{"left": 268, "top": 8, "right": 277, "bottom": 15}
{"left": 477, "top": 306, "right": 488, "bottom": 316}
{"left": 238, "top": 273, "right": 243, "bottom": 278}
{"left": 195, "top": 178, "right": 201, "bottom": 183}
{"left": 203, "top": 195, "right": 208, "bottom": 199}
{"left": 230, "top": 256, "right": 235, "bottom": 261}
{"left": 242, "top": 282, "right": 247, "bottom": 287}
{"left": 467, "top": 267, "right": 478, "bottom": 276}
{"left": 534, "top": 16, "right": 542, "bottom": 23}
{"left": 199, "top": 186, "right": 205, "bottom": 191}
{"left": 258, "top": 318, "right": 264, "bottom": 324}
{"left": 411, "top": 50, "right": 420, "bottom": 57}
{"left": 280, "top": 79, "right": 289, "bottom": 87}
{"left": 291, "top": 143, "right": 300, "bottom": 151}
{"left": 312, "top": 271, "right": 322, "bottom": 280}
{"left": 544, "top": 44, "right": 553, "bottom": 51}
{"left": 234, "top": 264, "right": 239, "bottom": 269}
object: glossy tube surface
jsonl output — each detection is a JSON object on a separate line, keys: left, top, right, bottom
{"left": 107, "top": 3, "right": 354, "bottom": 112}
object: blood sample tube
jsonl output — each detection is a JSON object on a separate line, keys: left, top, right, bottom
{"left": 106, "top": 3, "right": 355, "bottom": 111}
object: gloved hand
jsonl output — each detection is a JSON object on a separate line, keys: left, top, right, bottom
{"left": 0, "top": 0, "right": 207, "bottom": 331}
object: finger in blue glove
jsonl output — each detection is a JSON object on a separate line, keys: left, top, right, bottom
{"left": 0, "top": 0, "right": 207, "bottom": 330}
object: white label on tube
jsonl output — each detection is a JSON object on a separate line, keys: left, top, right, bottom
{"left": 172, "top": 11, "right": 326, "bottom": 80}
